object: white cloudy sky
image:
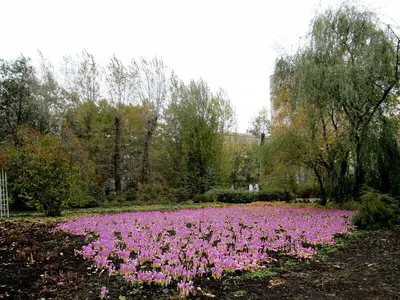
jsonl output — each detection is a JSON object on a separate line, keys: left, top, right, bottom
{"left": 1, "top": 0, "right": 399, "bottom": 132}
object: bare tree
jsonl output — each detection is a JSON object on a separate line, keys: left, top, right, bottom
{"left": 59, "top": 54, "right": 79, "bottom": 105}
{"left": 61, "top": 50, "right": 102, "bottom": 140}
{"left": 36, "top": 51, "right": 67, "bottom": 133}
{"left": 75, "top": 49, "right": 102, "bottom": 103}
{"left": 106, "top": 55, "right": 136, "bottom": 195}
{"left": 59, "top": 50, "right": 102, "bottom": 105}
{"left": 131, "top": 57, "right": 169, "bottom": 185}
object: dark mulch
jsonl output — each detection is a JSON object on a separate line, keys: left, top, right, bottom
{"left": 1, "top": 220, "right": 399, "bottom": 300}
{"left": 205, "top": 229, "right": 400, "bottom": 300}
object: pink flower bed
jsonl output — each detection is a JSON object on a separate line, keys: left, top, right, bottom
{"left": 55, "top": 205, "right": 355, "bottom": 295}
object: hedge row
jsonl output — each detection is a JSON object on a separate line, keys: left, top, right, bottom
{"left": 204, "top": 189, "right": 294, "bottom": 203}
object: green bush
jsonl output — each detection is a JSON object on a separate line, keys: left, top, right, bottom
{"left": 297, "top": 184, "right": 320, "bottom": 199}
{"left": 5, "top": 131, "right": 69, "bottom": 216}
{"left": 340, "top": 200, "right": 361, "bottom": 211}
{"left": 353, "top": 191, "right": 399, "bottom": 230}
{"left": 193, "top": 194, "right": 212, "bottom": 203}
{"left": 204, "top": 188, "right": 225, "bottom": 202}
{"left": 67, "top": 176, "right": 103, "bottom": 208}
{"left": 204, "top": 188, "right": 294, "bottom": 204}
{"left": 113, "top": 194, "right": 126, "bottom": 203}
{"left": 135, "top": 183, "right": 175, "bottom": 204}
{"left": 71, "top": 197, "right": 100, "bottom": 208}
{"left": 135, "top": 191, "right": 155, "bottom": 204}
{"left": 325, "top": 200, "right": 361, "bottom": 211}
{"left": 67, "top": 186, "right": 99, "bottom": 208}
{"left": 171, "top": 187, "right": 189, "bottom": 203}
{"left": 4, "top": 127, "right": 104, "bottom": 214}
{"left": 105, "top": 193, "right": 116, "bottom": 203}
{"left": 124, "top": 188, "right": 137, "bottom": 201}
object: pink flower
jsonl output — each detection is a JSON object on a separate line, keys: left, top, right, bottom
{"left": 54, "top": 205, "right": 355, "bottom": 291}
{"left": 100, "top": 286, "right": 108, "bottom": 299}
{"left": 177, "top": 280, "right": 194, "bottom": 297}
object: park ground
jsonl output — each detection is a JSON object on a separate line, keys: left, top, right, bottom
{"left": 0, "top": 203, "right": 399, "bottom": 300}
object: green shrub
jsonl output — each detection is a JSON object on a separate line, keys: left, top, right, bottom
{"left": 67, "top": 178, "right": 103, "bottom": 208}
{"left": 193, "top": 194, "right": 212, "bottom": 203}
{"left": 74, "top": 198, "right": 100, "bottom": 208}
{"left": 89, "top": 185, "right": 106, "bottom": 203}
{"left": 124, "top": 188, "right": 137, "bottom": 201}
{"left": 106, "top": 193, "right": 115, "bottom": 203}
{"left": 204, "top": 188, "right": 225, "bottom": 202}
{"left": 5, "top": 130, "right": 69, "bottom": 216}
{"left": 297, "top": 184, "right": 320, "bottom": 199}
{"left": 353, "top": 191, "right": 399, "bottom": 230}
{"left": 135, "top": 183, "right": 174, "bottom": 204}
{"left": 171, "top": 187, "right": 189, "bottom": 203}
{"left": 4, "top": 127, "right": 104, "bottom": 214}
{"left": 204, "top": 188, "right": 293, "bottom": 204}
{"left": 136, "top": 192, "right": 155, "bottom": 204}
{"left": 341, "top": 200, "right": 361, "bottom": 211}
{"left": 113, "top": 194, "right": 126, "bottom": 203}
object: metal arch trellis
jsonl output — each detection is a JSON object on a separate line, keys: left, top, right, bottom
{"left": 0, "top": 169, "right": 9, "bottom": 218}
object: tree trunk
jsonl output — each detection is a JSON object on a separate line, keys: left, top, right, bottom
{"left": 47, "top": 179, "right": 64, "bottom": 217}
{"left": 141, "top": 117, "right": 157, "bottom": 185}
{"left": 114, "top": 115, "right": 122, "bottom": 195}
{"left": 313, "top": 165, "right": 327, "bottom": 206}
{"left": 260, "top": 132, "right": 265, "bottom": 145}
{"left": 336, "top": 151, "right": 349, "bottom": 201}
{"left": 85, "top": 116, "right": 92, "bottom": 140}
{"left": 354, "top": 137, "right": 364, "bottom": 201}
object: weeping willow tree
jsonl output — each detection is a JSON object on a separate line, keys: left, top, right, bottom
{"left": 269, "top": 3, "right": 400, "bottom": 203}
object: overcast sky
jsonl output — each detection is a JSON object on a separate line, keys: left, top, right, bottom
{"left": 1, "top": 0, "right": 399, "bottom": 132}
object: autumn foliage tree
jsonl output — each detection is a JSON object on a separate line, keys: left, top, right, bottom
{"left": 4, "top": 127, "right": 102, "bottom": 216}
{"left": 4, "top": 128, "right": 69, "bottom": 216}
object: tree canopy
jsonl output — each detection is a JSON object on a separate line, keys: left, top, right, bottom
{"left": 268, "top": 3, "right": 400, "bottom": 204}
{"left": 0, "top": 53, "right": 245, "bottom": 215}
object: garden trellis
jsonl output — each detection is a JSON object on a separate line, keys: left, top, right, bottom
{"left": 0, "top": 169, "right": 9, "bottom": 218}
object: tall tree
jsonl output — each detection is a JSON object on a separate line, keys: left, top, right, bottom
{"left": 271, "top": 4, "right": 400, "bottom": 202}
{"left": 222, "top": 135, "right": 259, "bottom": 189}
{"left": 36, "top": 51, "right": 68, "bottom": 133}
{"left": 59, "top": 50, "right": 103, "bottom": 143}
{"left": 106, "top": 55, "right": 136, "bottom": 195}
{"left": 165, "top": 78, "right": 235, "bottom": 194}
{"left": 0, "top": 56, "right": 39, "bottom": 143}
{"left": 74, "top": 49, "right": 102, "bottom": 103}
{"left": 310, "top": 6, "right": 399, "bottom": 198}
{"left": 249, "top": 106, "right": 269, "bottom": 144}
{"left": 64, "top": 99, "right": 114, "bottom": 183}
{"left": 132, "top": 57, "right": 169, "bottom": 185}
